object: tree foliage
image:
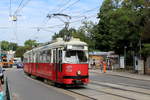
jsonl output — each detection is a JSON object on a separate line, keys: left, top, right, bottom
{"left": 15, "top": 39, "right": 39, "bottom": 58}
{"left": 15, "top": 46, "right": 31, "bottom": 59}
{"left": 24, "top": 39, "right": 38, "bottom": 49}
{"left": 141, "top": 43, "right": 150, "bottom": 58}
{"left": 97, "top": 0, "right": 150, "bottom": 56}
{"left": 52, "top": 21, "right": 98, "bottom": 51}
{"left": 1, "top": 41, "right": 18, "bottom": 51}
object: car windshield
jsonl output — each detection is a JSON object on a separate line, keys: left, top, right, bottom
{"left": 65, "top": 50, "right": 87, "bottom": 63}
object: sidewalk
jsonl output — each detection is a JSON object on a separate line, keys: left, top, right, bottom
{"left": 90, "top": 69, "right": 150, "bottom": 81}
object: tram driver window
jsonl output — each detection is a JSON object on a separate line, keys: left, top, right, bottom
{"left": 65, "top": 50, "right": 87, "bottom": 63}
{"left": 46, "top": 50, "right": 51, "bottom": 63}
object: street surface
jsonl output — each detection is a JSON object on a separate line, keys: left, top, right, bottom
{"left": 5, "top": 69, "right": 79, "bottom": 100}
{"left": 90, "top": 71, "right": 150, "bottom": 89}
{"left": 5, "top": 69, "right": 150, "bottom": 100}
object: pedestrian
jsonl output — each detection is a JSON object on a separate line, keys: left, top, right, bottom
{"left": 93, "top": 60, "right": 96, "bottom": 70}
{"left": 100, "top": 61, "right": 103, "bottom": 72}
{"left": 103, "top": 61, "right": 107, "bottom": 73}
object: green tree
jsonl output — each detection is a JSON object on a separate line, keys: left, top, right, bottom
{"left": 15, "top": 46, "right": 30, "bottom": 59}
{"left": 77, "top": 21, "right": 98, "bottom": 51}
{"left": 52, "top": 28, "right": 77, "bottom": 40}
{"left": 52, "top": 21, "right": 98, "bottom": 51}
{"left": 24, "top": 39, "right": 38, "bottom": 49}
{"left": 97, "top": 0, "right": 116, "bottom": 51}
{"left": 97, "top": 0, "right": 148, "bottom": 55}
{"left": 1, "top": 41, "right": 10, "bottom": 51}
{"left": 9, "top": 42, "right": 18, "bottom": 51}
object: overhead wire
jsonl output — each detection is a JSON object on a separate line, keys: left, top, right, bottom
{"left": 70, "top": 6, "right": 99, "bottom": 18}
{"left": 30, "top": 0, "right": 73, "bottom": 40}
{"left": 37, "top": 0, "right": 81, "bottom": 36}
{"left": 39, "top": 0, "right": 72, "bottom": 27}
{"left": 36, "top": 0, "right": 80, "bottom": 28}
{"left": 58, "top": 0, "right": 80, "bottom": 13}
{"left": 14, "top": 0, "right": 24, "bottom": 15}
{"left": 40, "top": 0, "right": 80, "bottom": 28}
{"left": 9, "top": 0, "right": 12, "bottom": 16}
{"left": 52, "top": 0, "right": 72, "bottom": 13}
{"left": 9, "top": 0, "right": 32, "bottom": 44}
{"left": 27, "top": 0, "right": 99, "bottom": 42}
{"left": 14, "top": 0, "right": 32, "bottom": 15}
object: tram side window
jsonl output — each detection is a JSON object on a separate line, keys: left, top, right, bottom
{"left": 39, "top": 52, "right": 43, "bottom": 63}
{"left": 23, "top": 58, "right": 27, "bottom": 63}
{"left": 30, "top": 54, "right": 33, "bottom": 63}
{"left": 37, "top": 52, "right": 40, "bottom": 63}
{"left": 33, "top": 53, "right": 36, "bottom": 63}
{"left": 46, "top": 50, "right": 51, "bottom": 63}
{"left": 28, "top": 55, "right": 31, "bottom": 63}
{"left": 32, "top": 53, "right": 34, "bottom": 63}
{"left": 43, "top": 51, "right": 47, "bottom": 63}
{"left": 53, "top": 50, "right": 56, "bottom": 63}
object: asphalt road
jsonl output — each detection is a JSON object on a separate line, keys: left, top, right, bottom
{"left": 5, "top": 69, "right": 75, "bottom": 100}
{"left": 90, "top": 72, "right": 150, "bottom": 90}
{"left": 4, "top": 69, "right": 150, "bottom": 100}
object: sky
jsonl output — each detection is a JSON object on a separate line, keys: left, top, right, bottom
{"left": 0, "top": 0, "right": 103, "bottom": 45}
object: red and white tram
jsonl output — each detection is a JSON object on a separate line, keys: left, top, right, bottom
{"left": 23, "top": 38, "right": 89, "bottom": 85}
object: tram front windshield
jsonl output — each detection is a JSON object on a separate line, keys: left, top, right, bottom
{"left": 65, "top": 50, "right": 88, "bottom": 63}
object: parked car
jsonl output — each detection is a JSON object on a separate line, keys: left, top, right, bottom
{"left": 0, "top": 68, "right": 4, "bottom": 84}
{"left": 16, "top": 62, "right": 23, "bottom": 68}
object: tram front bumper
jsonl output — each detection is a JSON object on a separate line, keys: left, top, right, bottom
{"left": 63, "top": 75, "right": 89, "bottom": 85}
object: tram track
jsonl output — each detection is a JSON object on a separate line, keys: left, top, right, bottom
{"left": 90, "top": 81, "right": 150, "bottom": 96}
{"left": 90, "top": 72, "right": 150, "bottom": 90}
{"left": 65, "top": 79, "right": 150, "bottom": 100}
{"left": 85, "top": 87, "right": 136, "bottom": 100}
{"left": 67, "top": 86, "right": 136, "bottom": 100}
{"left": 111, "top": 82, "right": 150, "bottom": 90}
{"left": 66, "top": 89, "right": 97, "bottom": 100}
{"left": 24, "top": 72, "right": 150, "bottom": 100}
{"left": 87, "top": 81, "right": 150, "bottom": 100}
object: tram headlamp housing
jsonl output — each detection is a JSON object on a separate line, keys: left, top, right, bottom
{"left": 77, "top": 70, "right": 81, "bottom": 75}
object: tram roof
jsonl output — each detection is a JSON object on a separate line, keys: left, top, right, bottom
{"left": 24, "top": 37, "right": 87, "bottom": 54}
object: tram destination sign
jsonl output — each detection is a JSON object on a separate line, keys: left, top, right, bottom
{"left": 72, "top": 45, "right": 84, "bottom": 50}
{"left": 67, "top": 45, "right": 87, "bottom": 50}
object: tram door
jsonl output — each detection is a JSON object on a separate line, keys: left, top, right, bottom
{"left": 53, "top": 49, "right": 58, "bottom": 81}
{"left": 53, "top": 48, "right": 62, "bottom": 82}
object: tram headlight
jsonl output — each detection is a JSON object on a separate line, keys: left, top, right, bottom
{"left": 77, "top": 70, "right": 81, "bottom": 75}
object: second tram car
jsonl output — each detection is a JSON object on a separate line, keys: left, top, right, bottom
{"left": 23, "top": 38, "right": 89, "bottom": 86}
